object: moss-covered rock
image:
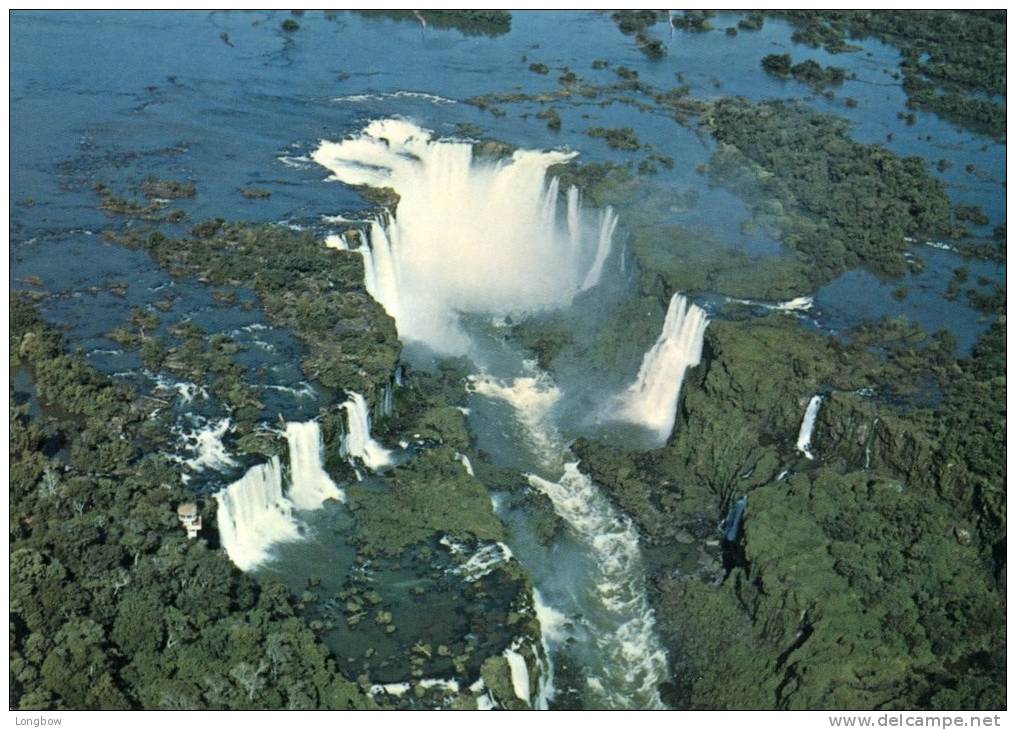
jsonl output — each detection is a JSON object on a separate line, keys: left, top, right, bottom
{"left": 125, "top": 223, "right": 401, "bottom": 398}
{"left": 704, "top": 99, "right": 955, "bottom": 283}
{"left": 346, "top": 447, "right": 504, "bottom": 557}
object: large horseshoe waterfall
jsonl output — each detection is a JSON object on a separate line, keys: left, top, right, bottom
{"left": 312, "top": 119, "right": 619, "bottom": 356}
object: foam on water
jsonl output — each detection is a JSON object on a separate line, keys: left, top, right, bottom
{"left": 179, "top": 416, "right": 237, "bottom": 473}
{"left": 312, "top": 119, "right": 617, "bottom": 355}
{"left": 313, "top": 119, "right": 665, "bottom": 708}
{"left": 615, "top": 293, "right": 708, "bottom": 445}
{"left": 215, "top": 420, "right": 345, "bottom": 571}
{"left": 468, "top": 368, "right": 564, "bottom": 465}
{"left": 528, "top": 465, "right": 668, "bottom": 709}
{"left": 532, "top": 589, "right": 565, "bottom": 709}
{"left": 333, "top": 91, "right": 458, "bottom": 105}
{"left": 451, "top": 541, "right": 514, "bottom": 583}
{"left": 474, "top": 369, "right": 670, "bottom": 708}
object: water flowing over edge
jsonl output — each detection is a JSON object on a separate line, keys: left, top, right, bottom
{"left": 528, "top": 465, "right": 669, "bottom": 709}
{"left": 796, "top": 394, "right": 823, "bottom": 460}
{"left": 216, "top": 421, "right": 342, "bottom": 571}
{"left": 614, "top": 292, "right": 708, "bottom": 445}
{"left": 313, "top": 119, "right": 670, "bottom": 707}
{"left": 473, "top": 370, "right": 670, "bottom": 708}
{"left": 312, "top": 118, "right": 618, "bottom": 356}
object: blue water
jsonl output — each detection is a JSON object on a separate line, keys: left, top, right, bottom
{"left": 9, "top": 10, "right": 1007, "bottom": 708}
{"left": 12, "top": 11, "right": 1003, "bottom": 360}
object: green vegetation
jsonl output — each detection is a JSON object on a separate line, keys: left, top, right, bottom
{"left": 670, "top": 10, "right": 713, "bottom": 32}
{"left": 240, "top": 186, "right": 271, "bottom": 200}
{"left": 141, "top": 177, "right": 196, "bottom": 199}
{"left": 10, "top": 298, "right": 374, "bottom": 710}
{"left": 773, "top": 11, "right": 1005, "bottom": 139}
{"left": 528, "top": 62, "right": 550, "bottom": 75}
{"left": 705, "top": 99, "right": 955, "bottom": 282}
{"left": 955, "top": 204, "right": 990, "bottom": 227}
{"left": 537, "top": 107, "right": 562, "bottom": 132}
{"left": 610, "top": 10, "right": 660, "bottom": 36}
{"left": 737, "top": 13, "right": 764, "bottom": 32}
{"left": 106, "top": 313, "right": 265, "bottom": 439}
{"left": 116, "top": 222, "right": 401, "bottom": 398}
{"left": 586, "top": 126, "right": 641, "bottom": 151}
{"left": 357, "top": 10, "right": 511, "bottom": 37}
{"left": 346, "top": 448, "right": 504, "bottom": 557}
{"left": 761, "top": 54, "right": 847, "bottom": 90}
{"left": 280, "top": 18, "right": 299, "bottom": 32}
{"left": 95, "top": 183, "right": 186, "bottom": 223}
{"left": 574, "top": 313, "right": 1005, "bottom": 709}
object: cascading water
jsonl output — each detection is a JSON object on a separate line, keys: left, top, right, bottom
{"left": 312, "top": 119, "right": 617, "bottom": 356}
{"left": 285, "top": 421, "right": 344, "bottom": 510}
{"left": 215, "top": 457, "right": 301, "bottom": 572}
{"left": 471, "top": 371, "right": 671, "bottom": 709}
{"left": 314, "top": 119, "right": 668, "bottom": 708}
{"left": 796, "top": 395, "right": 823, "bottom": 460}
{"left": 615, "top": 293, "right": 708, "bottom": 445}
{"left": 341, "top": 391, "right": 393, "bottom": 470}
{"left": 528, "top": 465, "right": 669, "bottom": 709}
{"left": 216, "top": 419, "right": 345, "bottom": 571}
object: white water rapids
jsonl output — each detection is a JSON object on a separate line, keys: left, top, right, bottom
{"left": 312, "top": 119, "right": 677, "bottom": 708}
{"left": 471, "top": 369, "right": 669, "bottom": 709}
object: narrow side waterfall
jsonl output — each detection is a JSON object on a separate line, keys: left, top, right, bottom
{"left": 616, "top": 293, "right": 708, "bottom": 444}
{"left": 216, "top": 420, "right": 345, "bottom": 571}
{"left": 528, "top": 464, "right": 669, "bottom": 709}
{"left": 215, "top": 457, "right": 301, "bottom": 572}
{"left": 579, "top": 208, "right": 619, "bottom": 292}
{"left": 341, "top": 392, "right": 393, "bottom": 470}
{"left": 285, "top": 421, "right": 344, "bottom": 510}
{"left": 312, "top": 118, "right": 618, "bottom": 355}
{"left": 796, "top": 395, "right": 823, "bottom": 460}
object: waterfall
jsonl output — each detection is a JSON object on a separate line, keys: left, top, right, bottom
{"left": 314, "top": 119, "right": 665, "bottom": 708}
{"left": 311, "top": 118, "right": 618, "bottom": 355}
{"left": 503, "top": 646, "right": 532, "bottom": 705}
{"left": 864, "top": 416, "right": 880, "bottom": 469}
{"left": 454, "top": 451, "right": 475, "bottom": 476}
{"left": 615, "top": 293, "right": 708, "bottom": 444}
{"left": 341, "top": 391, "right": 393, "bottom": 470}
{"left": 382, "top": 381, "right": 394, "bottom": 417}
{"left": 796, "top": 395, "right": 823, "bottom": 460}
{"left": 215, "top": 457, "right": 301, "bottom": 572}
{"left": 285, "top": 421, "right": 344, "bottom": 510}
{"left": 579, "top": 207, "right": 619, "bottom": 292}
{"left": 216, "top": 420, "right": 346, "bottom": 571}
{"left": 528, "top": 464, "right": 668, "bottom": 709}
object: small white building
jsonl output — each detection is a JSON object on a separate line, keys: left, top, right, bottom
{"left": 177, "top": 502, "right": 202, "bottom": 539}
